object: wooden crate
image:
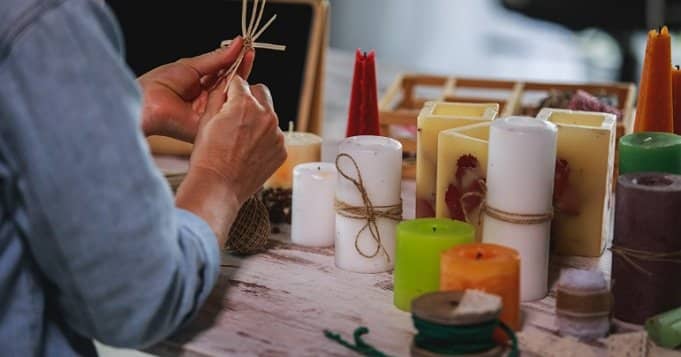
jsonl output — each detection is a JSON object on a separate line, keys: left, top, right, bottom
{"left": 379, "top": 74, "right": 636, "bottom": 178}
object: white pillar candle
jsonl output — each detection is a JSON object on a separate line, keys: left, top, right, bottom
{"left": 335, "top": 136, "right": 403, "bottom": 273}
{"left": 291, "top": 162, "right": 338, "bottom": 247}
{"left": 482, "top": 117, "right": 558, "bottom": 301}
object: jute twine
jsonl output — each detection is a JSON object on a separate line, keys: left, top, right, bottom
{"left": 461, "top": 179, "right": 553, "bottom": 227}
{"left": 335, "top": 153, "right": 402, "bottom": 263}
{"left": 610, "top": 246, "right": 681, "bottom": 276}
{"left": 227, "top": 196, "right": 271, "bottom": 255}
{"left": 218, "top": 0, "right": 286, "bottom": 93}
{"left": 556, "top": 287, "right": 612, "bottom": 318}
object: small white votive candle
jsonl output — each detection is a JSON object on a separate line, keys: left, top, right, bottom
{"left": 335, "top": 135, "right": 403, "bottom": 273}
{"left": 291, "top": 162, "right": 338, "bottom": 247}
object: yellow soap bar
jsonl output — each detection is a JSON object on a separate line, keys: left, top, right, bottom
{"left": 537, "top": 109, "right": 616, "bottom": 257}
{"left": 415, "top": 102, "right": 498, "bottom": 218}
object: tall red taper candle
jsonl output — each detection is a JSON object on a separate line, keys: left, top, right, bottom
{"left": 346, "top": 49, "right": 380, "bottom": 137}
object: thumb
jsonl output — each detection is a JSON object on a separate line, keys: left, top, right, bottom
{"left": 180, "top": 37, "right": 245, "bottom": 76}
{"left": 225, "top": 75, "right": 252, "bottom": 105}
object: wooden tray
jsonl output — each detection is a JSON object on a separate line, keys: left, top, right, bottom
{"left": 378, "top": 74, "right": 636, "bottom": 178}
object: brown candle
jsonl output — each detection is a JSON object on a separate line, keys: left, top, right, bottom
{"left": 612, "top": 173, "right": 681, "bottom": 324}
{"left": 634, "top": 27, "right": 674, "bottom": 133}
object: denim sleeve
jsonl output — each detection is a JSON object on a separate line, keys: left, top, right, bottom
{"left": 0, "top": 0, "right": 220, "bottom": 348}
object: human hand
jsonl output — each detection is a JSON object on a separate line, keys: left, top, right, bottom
{"left": 138, "top": 37, "right": 255, "bottom": 142}
{"left": 176, "top": 77, "right": 286, "bottom": 243}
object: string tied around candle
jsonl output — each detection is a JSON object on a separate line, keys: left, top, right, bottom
{"left": 218, "top": 0, "right": 287, "bottom": 93}
{"left": 335, "top": 153, "right": 402, "bottom": 263}
{"left": 460, "top": 179, "right": 554, "bottom": 227}
{"left": 609, "top": 246, "right": 681, "bottom": 276}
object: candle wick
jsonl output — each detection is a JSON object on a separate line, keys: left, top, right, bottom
{"left": 432, "top": 226, "right": 437, "bottom": 233}
{"left": 676, "top": 65, "right": 680, "bottom": 70}
{"left": 475, "top": 252, "right": 483, "bottom": 260}
{"left": 288, "top": 121, "right": 294, "bottom": 134}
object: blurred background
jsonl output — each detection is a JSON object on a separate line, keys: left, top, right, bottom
{"left": 330, "top": 0, "right": 681, "bottom": 83}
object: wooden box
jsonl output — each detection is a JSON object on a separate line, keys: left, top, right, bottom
{"left": 378, "top": 74, "right": 636, "bottom": 178}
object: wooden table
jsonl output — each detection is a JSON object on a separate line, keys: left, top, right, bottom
{"left": 149, "top": 49, "right": 644, "bottom": 357}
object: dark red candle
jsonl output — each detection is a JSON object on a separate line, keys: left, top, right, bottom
{"left": 346, "top": 49, "right": 380, "bottom": 137}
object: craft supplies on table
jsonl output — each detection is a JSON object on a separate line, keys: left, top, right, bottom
{"left": 537, "top": 109, "right": 617, "bottom": 257}
{"left": 612, "top": 173, "right": 681, "bottom": 324}
{"left": 482, "top": 117, "right": 558, "bottom": 301}
{"left": 378, "top": 75, "right": 635, "bottom": 178}
{"left": 410, "top": 290, "right": 518, "bottom": 357}
{"left": 393, "top": 218, "right": 474, "bottom": 311}
{"left": 619, "top": 132, "right": 681, "bottom": 175}
{"left": 415, "top": 102, "right": 498, "bottom": 218}
{"left": 291, "top": 162, "right": 337, "bottom": 247}
{"left": 555, "top": 268, "right": 612, "bottom": 340}
{"left": 334, "top": 135, "right": 402, "bottom": 273}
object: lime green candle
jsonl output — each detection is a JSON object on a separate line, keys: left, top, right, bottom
{"left": 393, "top": 218, "right": 474, "bottom": 311}
{"left": 619, "top": 132, "right": 681, "bottom": 175}
{"left": 646, "top": 306, "right": 681, "bottom": 348}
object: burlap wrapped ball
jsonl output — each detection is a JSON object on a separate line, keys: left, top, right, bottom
{"left": 226, "top": 196, "right": 271, "bottom": 255}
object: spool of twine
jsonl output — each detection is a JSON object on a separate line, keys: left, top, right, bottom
{"left": 227, "top": 196, "right": 271, "bottom": 255}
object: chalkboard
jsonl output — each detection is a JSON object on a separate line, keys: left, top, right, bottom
{"left": 106, "top": 0, "right": 326, "bottom": 131}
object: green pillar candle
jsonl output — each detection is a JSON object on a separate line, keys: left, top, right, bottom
{"left": 646, "top": 306, "right": 681, "bottom": 349}
{"left": 393, "top": 218, "right": 474, "bottom": 311}
{"left": 619, "top": 132, "right": 681, "bottom": 175}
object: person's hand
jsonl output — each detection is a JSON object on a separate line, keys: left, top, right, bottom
{"left": 138, "top": 37, "right": 255, "bottom": 142}
{"left": 176, "top": 77, "right": 286, "bottom": 244}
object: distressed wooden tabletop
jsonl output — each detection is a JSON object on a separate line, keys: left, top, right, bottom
{"left": 150, "top": 50, "right": 624, "bottom": 356}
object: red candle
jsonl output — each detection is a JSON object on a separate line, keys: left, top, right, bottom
{"left": 346, "top": 49, "right": 380, "bottom": 137}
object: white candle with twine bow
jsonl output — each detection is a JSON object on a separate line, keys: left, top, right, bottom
{"left": 335, "top": 136, "right": 403, "bottom": 273}
{"left": 482, "top": 117, "right": 558, "bottom": 301}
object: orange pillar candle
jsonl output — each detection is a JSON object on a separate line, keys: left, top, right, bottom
{"left": 440, "top": 243, "right": 521, "bottom": 331}
{"left": 673, "top": 65, "right": 681, "bottom": 135}
{"left": 634, "top": 27, "right": 673, "bottom": 133}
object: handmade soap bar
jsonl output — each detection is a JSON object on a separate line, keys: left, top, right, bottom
{"left": 335, "top": 136, "right": 403, "bottom": 273}
{"left": 435, "top": 122, "right": 491, "bottom": 233}
{"left": 393, "top": 218, "right": 474, "bottom": 311}
{"left": 634, "top": 27, "right": 674, "bottom": 133}
{"left": 440, "top": 243, "right": 521, "bottom": 331}
{"left": 482, "top": 117, "right": 558, "bottom": 301}
{"left": 646, "top": 306, "right": 681, "bottom": 349}
{"left": 537, "top": 109, "right": 617, "bottom": 257}
{"left": 291, "top": 163, "right": 337, "bottom": 247}
{"left": 612, "top": 173, "right": 681, "bottom": 324}
{"left": 619, "top": 132, "right": 681, "bottom": 175}
{"left": 415, "top": 102, "right": 498, "bottom": 218}
{"left": 555, "top": 268, "right": 611, "bottom": 340}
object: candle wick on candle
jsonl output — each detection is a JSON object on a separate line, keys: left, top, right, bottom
{"left": 432, "top": 226, "right": 437, "bottom": 233}
{"left": 288, "top": 121, "right": 294, "bottom": 134}
{"left": 676, "top": 65, "right": 680, "bottom": 70}
{"left": 476, "top": 252, "right": 483, "bottom": 260}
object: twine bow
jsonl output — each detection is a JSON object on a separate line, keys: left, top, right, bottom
{"left": 461, "top": 179, "right": 554, "bottom": 227}
{"left": 219, "top": 0, "right": 287, "bottom": 93}
{"left": 610, "top": 246, "right": 681, "bottom": 276}
{"left": 335, "top": 153, "right": 402, "bottom": 263}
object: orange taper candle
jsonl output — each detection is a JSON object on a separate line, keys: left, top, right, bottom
{"left": 673, "top": 65, "right": 681, "bottom": 135}
{"left": 440, "top": 243, "right": 521, "bottom": 331}
{"left": 634, "top": 27, "right": 673, "bottom": 133}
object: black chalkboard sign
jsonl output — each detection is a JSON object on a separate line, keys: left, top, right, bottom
{"left": 106, "top": 0, "right": 326, "bottom": 131}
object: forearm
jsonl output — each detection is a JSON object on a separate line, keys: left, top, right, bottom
{"left": 176, "top": 166, "right": 242, "bottom": 247}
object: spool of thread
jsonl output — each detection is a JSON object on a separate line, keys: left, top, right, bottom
{"left": 410, "top": 290, "right": 518, "bottom": 357}
{"left": 612, "top": 173, "right": 681, "bottom": 324}
{"left": 555, "top": 268, "right": 611, "bottom": 340}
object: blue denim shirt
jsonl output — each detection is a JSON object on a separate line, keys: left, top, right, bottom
{"left": 0, "top": 0, "right": 221, "bottom": 355}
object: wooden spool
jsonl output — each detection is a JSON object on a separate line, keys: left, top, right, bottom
{"left": 410, "top": 291, "right": 505, "bottom": 357}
